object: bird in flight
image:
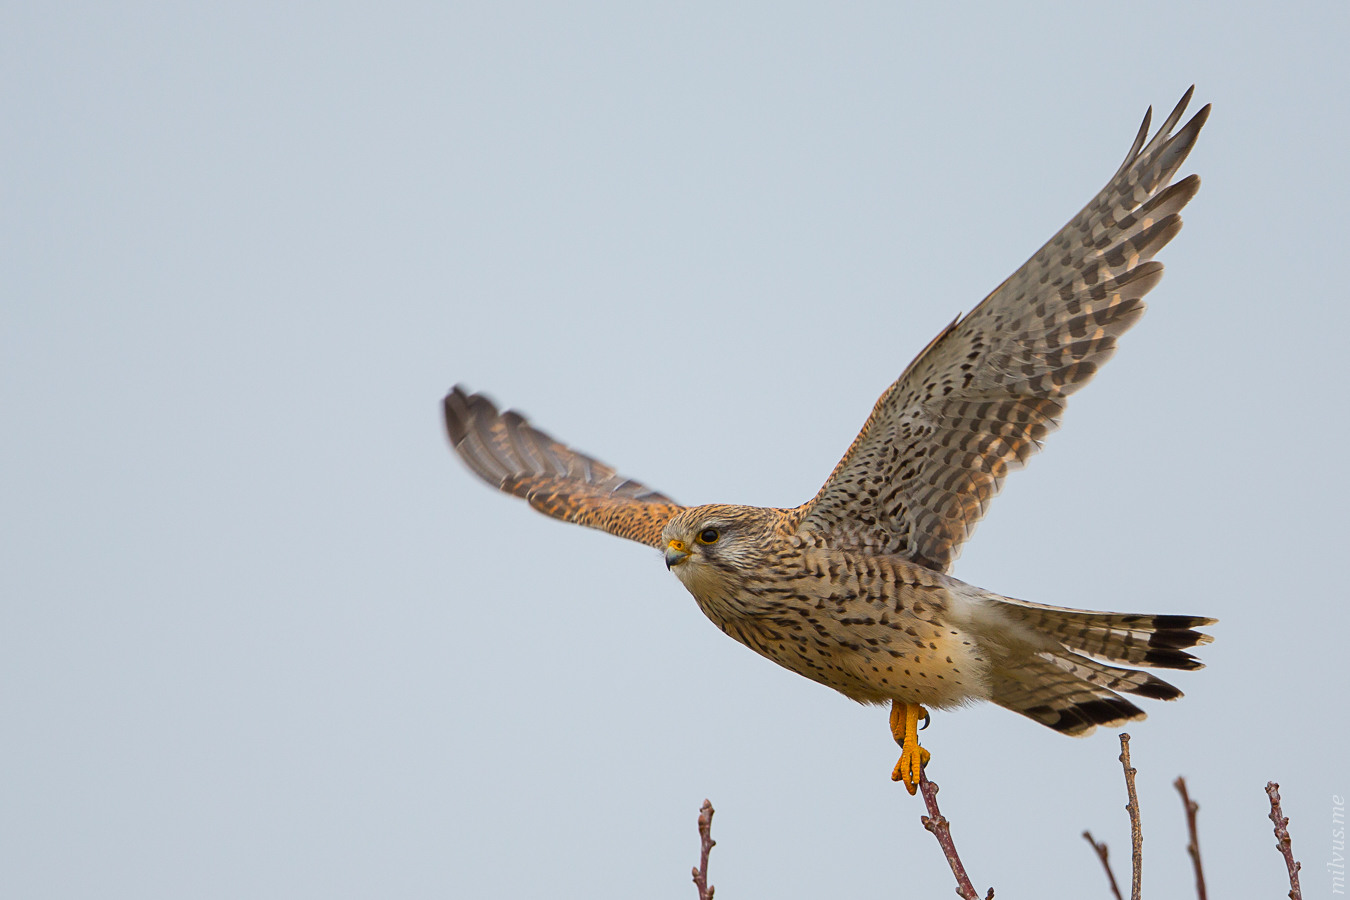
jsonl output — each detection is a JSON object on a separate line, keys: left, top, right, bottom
{"left": 445, "top": 89, "right": 1215, "bottom": 794}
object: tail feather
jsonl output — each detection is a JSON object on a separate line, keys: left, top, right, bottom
{"left": 991, "top": 596, "right": 1215, "bottom": 669}
{"left": 1047, "top": 650, "right": 1184, "bottom": 701}
{"left": 983, "top": 596, "right": 1214, "bottom": 735}
{"left": 989, "top": 655, "right": 1147, "bottom": 736}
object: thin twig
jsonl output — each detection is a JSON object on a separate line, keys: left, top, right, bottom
{"left": 1265, "top": 782, "right": 1302, "bottom": 900}
{"left": 1081, "top": 831, "right": 1125, "bottom": 900}
{"left": 691, "top": 799, "right": 716, "bottom": 900}
{"left": 918, "top": 773, "right": 994, "bottom": 900}
{"left": 1173, "top": 777, "right": 1207, "bottom": 900}
{"left": 1117, "top": 734, "right": 1143, "bottom": 900}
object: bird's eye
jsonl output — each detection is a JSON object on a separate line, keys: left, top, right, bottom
{"left": 698, "top": 528, "right": 720, "bottom": 544}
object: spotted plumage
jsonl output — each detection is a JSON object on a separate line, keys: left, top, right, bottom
{"left": 444, "top": 90, "right": 1216, "bottom": 778}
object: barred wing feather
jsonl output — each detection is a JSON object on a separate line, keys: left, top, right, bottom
{"left": 799, "top": 90, "right": 1210, "bottom": 573}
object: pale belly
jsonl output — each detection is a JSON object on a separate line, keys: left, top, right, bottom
{"left": 687, "top": 551, "right": 994, "bottom": 708}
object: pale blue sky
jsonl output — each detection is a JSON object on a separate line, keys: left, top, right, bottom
{"left": 4, "top": 3, "right": 1348, "bottom": 898}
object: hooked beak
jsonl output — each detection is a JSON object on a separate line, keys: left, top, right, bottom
{"left": 664, "top": 539, "right": 690, "bottom": 570}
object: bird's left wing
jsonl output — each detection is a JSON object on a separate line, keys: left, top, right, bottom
{"left": 797, "top": 89, "right": 1209, "bottom": 572}
{"left": 444, "top": 386, "right": 684, "bottom": 549}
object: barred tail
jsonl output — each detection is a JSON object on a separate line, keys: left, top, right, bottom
{"left": 991, "top": 596, "right": 1215, "bottom": 669}
{"left": 985, "top": 597, "right": 1215, "bottom": 735}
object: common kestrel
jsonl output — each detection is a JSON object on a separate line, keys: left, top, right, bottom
{"left": 445, "top": 89, "right": 1215, "bottom": 793}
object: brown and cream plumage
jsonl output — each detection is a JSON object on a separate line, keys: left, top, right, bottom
{"left": 444, "top": 89, "right": 1215, "bottom": 792}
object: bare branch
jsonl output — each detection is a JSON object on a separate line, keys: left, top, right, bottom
{"left": 1173, "top": 777, "right": 1207, "bottom": 900}
{"left": 1265, "top": 782, "right": 1302, "bottom": 900}
{"left": 691, "top": 799, "right": 716, "bottom": 900}
{"left": 1116, "top": 734, "right": 1143, "bottom": 900}
{"left": 1081, "top": 831, "right": 1125, "bottom": 900}
{"left": 918, "top": 773, "right": 994, "bottom": 900}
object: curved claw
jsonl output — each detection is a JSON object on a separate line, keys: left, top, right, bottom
{"left": 891, "top": 744, "right": 932, "bottom": 793}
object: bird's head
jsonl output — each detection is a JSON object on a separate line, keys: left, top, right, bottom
{"left": 660, "top": 505, "right": 780, "bottom": 598}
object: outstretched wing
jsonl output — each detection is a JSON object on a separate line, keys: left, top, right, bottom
{"left": 798, "top": 89, "right": 1210, "bottom": 573}
{"left": 444, "top": 386, "right": 683, "bottom": 548}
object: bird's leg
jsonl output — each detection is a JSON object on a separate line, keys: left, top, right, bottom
{"left": 889, "top": 700, "right": 931, "bottom": 794}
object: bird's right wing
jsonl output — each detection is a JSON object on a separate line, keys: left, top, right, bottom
{"left": 444, "top": 386, "right": 684, "bottom": 549}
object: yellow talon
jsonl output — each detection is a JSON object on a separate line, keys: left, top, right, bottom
{"left": 889, "top": 701, "right": 931, "bottom": 794}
